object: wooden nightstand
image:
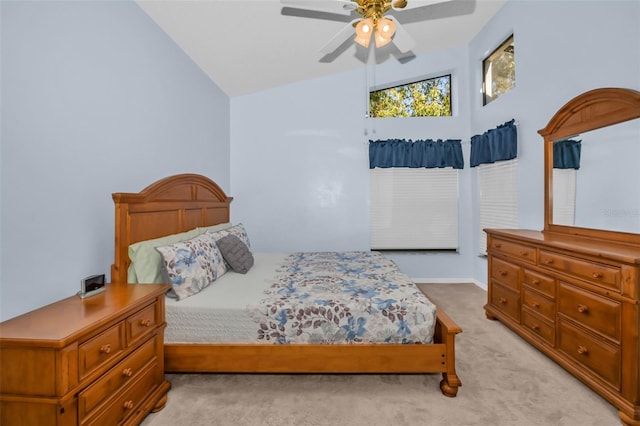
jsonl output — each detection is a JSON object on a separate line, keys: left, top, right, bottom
{"left": 0, "top": 284, "right": 171, "bottom": 426}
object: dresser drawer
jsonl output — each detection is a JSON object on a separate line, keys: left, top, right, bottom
{"left": 79, "top": 337, "right": 156, "bottom": 420}
{"left": 539, "top": 250, "right": 620, "bottom": 291}
{"left": 79, "top": 323, "right": 126, "bottom": 379}
{"left": 490, "top": 283, "right": 520, "bottom": 322}
{"left": 558, "top": 283, "right": 621, "bottom": 342}
{"left": 558, "top": 319, "right": 621, "bottom": 390}
{"left": 522, "top": 269, "right": 555, "bottom": 299}
{"left": 127, "top": 303, "right": 158, "bottom": 346}
{"left": 490, "top": 238, "right": 536, "bottom": 264}
{"left": 522, "top": 308, "right": 555, "bottom": 346}
{"left": 491, "top": 258, "right": 520, "bottom": 291}
{"left": 522, "top": 289, "right": 555, "bottom": 321}
{"left": 83, "top": 363, "right": 158, "bottom": 426}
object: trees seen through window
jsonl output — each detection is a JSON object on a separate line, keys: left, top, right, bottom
{"left": 369, "top": 75, "right": 451, "bottom": 118}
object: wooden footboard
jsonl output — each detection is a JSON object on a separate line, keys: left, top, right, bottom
{"left": 164, "top": 308, "right": 462, "bottom": 397}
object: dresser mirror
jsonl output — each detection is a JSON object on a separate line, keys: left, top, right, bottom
{"left": 538, "top": 87, "right": 640, "bottom": 245}
{"left": 551, "top": 118, "right": 640, "bottom": 233}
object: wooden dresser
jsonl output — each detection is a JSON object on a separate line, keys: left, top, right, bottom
{"left": 485, "top": 88, "right": 640, "bottom": 425}
{"left": 0, "top": 284, "right": 171, "bottom": 426}
{"left": 485, "top": 229, "right": 640, "bottom": 425}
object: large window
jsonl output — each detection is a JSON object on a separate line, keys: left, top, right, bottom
{"left": 369, "top": 75, "right": 451, "bottom": 118}
{"left": 483, "top": 35, "right": 515, "bottom": 106}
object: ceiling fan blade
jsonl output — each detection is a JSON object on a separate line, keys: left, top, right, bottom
{"left": 389, "top": 18, "right": 415, "bottom": 53}
{"left": 319, "top": 19, "right": 360, "bottom": 54}
{"left": 392, "top": 0, "right": 450, "bottom": 11}
{"left": 281, "top": 0, "right": 357, "bottom": 16}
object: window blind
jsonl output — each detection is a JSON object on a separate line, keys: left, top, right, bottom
{"left": 370, "top": 167, "right": 459, "bottom": 250}
{"left": 552, "top": 168, "right": 577, "bottom": 226}
{"left": 478, "top": 159, "right": 518, "bottom": 255}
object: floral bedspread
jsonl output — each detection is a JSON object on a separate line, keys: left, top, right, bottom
{"left": 246, "top": 252, "right": 437, "bottom": 344}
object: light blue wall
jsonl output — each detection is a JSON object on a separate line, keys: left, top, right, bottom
{"left": 0, "top": 1, "right": 230, "bottom": 321}
{"left": 468, "top": 0, "right": 640, "bottom": 285}
{"left": 2, "top": 0, "right": 637, "bottom": 321}
{"left": 230, "top": 44, "right": 475, "bottom": 280}
{"left": 231, "top": 0, "right": 640, "bottom": 287}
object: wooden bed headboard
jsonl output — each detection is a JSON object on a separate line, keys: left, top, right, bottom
{"left": 111, "top": 174, "right": 233, "bottom": 284}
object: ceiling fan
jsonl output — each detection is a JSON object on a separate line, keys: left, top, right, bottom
{"left": 281, "top": 0, "right": 449, "bottom": 56}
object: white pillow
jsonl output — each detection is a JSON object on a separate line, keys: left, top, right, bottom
{"left": 208, "top": 223, "right": 251, "bottom": 248}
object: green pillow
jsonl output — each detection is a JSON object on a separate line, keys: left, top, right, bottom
{"left": 128, "top": 228, "right": 202, "bottom": 283}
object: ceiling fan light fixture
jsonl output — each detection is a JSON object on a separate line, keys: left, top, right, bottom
{"left": 354, "top": 18, "right": 374, "bottom": 47}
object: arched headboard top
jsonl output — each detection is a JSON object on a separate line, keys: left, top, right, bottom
{"left": 111, "top": 174, "right": 233, "bottom": 284}
{"left": 112, "top": 173, "right": 231, "bottom": 204}
{"left": 538, "top": 87, "right": 640, "bottom": 141}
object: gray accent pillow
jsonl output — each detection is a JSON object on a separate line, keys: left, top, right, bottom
{"left": 216, "top": 234, "right": 254, "bottom": 274}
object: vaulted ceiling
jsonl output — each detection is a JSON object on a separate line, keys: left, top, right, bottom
{"left": 137, "top": 0, "right": 506, "bottom": 97}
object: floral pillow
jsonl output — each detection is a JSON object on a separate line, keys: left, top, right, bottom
{"left": 208, "top": 223, "right": 251, "bottom": 248}
{"left": 156, "top": 233, "right": 226, "bottom": 301}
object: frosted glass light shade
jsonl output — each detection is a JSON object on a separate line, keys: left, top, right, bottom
{"left": 374, "top": 17, "right": 396, "bottom": 47}
{"left": 354, "top": 18, "right": 374, "bottom": 47}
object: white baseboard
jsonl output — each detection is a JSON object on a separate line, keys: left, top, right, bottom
{"left": 412, "top": 278, "right": 487, "bottom": 291}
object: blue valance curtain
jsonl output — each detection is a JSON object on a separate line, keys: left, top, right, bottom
{"left": 470, "top": 119, "right": 518, "bottom": 167}
{"left": 553, "top": 139, "right": 581, "bottom": 169}
{"left": 369, "top": 139, "right": 464, "bottom": 169}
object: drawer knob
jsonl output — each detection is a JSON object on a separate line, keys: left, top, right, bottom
{"left": 499, "top": 297, "right": 507, "bottom": 305}
{"left": 577, "top": 304, "right": 589, "bottom": 314}
{"left": 532, "top": 302, "right": 540, "bottom": 309}
{"left": 140, "top": 319, "right": 152, "bottom": 327}
{"left": 495, "top": 243, "right": 502, "bottom": 248}
{"left": 100, "top": 344, "right": 111, "bottom": 354}
{"left": 531, "top": 279, "right": 540, "bottom": 286}
{"left": 499, "top": 270, "right": 508, "bottom": 277}
{"left": 123, "top": 400, "right": 134, "bottom": 410}
{"left": 591, "top": 272, "right": 603, "bottom": 279}
{"left": 122, "top": 368, "right": 133, "bottom": 377}
{"left": 532, "top": 324, "right": 540, "bottom": 331}
{"left": 577, "top": 345, "right": 589, "bottom": 355}
{"left": 542, "top": 258, "right": 554, "bottom": 265}
{"left": 520, "top": 250, "right": 528, "bottom": 256}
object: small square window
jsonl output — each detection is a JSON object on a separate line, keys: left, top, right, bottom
{"left": 483, "top": 35, "right": 515, "bottom": 106}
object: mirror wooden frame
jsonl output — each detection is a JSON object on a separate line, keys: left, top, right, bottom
{"left": 538, "top": 87, "right": 640, "bottom": 245}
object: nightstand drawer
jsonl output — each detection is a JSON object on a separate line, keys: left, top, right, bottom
{"left": 523, "top": 269, "right": 555, "bottom": 299}
{"left": 79, "top": 337, "right": 156, "bottom": 420}
{"left": 490, "top": 283, "right": 520, "bottom": 322}
{"left": 558, "top": 319, "right": 621, "bottom": 390}
{"left": 127, "top": 303, "right": 158, "bottom": 346}
{"left": 83, "top": 363, "right": 158, "bottom": 426}
{"left": 491, "top": 257, "right": 520, "bottom": 291}
{"left": 539, "top": 250, "right": 620, "bottom": 291}
{"left": 79, "top": 322, "right": 125, "bottom": 379}
{"left": 522, "top": 308, "right": 555, "bottom": 346}
{"left": 558, "top": 283, "right": 621, "bottom": 342}
{"left": 490, "top": 238, "right": 536, "bottom": 264}
{"left": 523, "top": 289, "right": 555, "bottom": 321}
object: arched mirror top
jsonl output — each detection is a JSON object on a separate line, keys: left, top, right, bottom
{"left": 539, "top": 87, "right": 640, "bottom": 140}
{"left": 538, "top": 87, "right": 640, "bottom": 245}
